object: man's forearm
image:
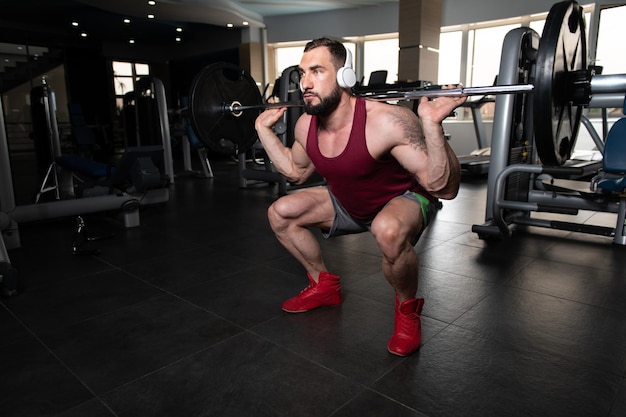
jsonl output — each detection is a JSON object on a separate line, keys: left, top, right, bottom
{"left": 421, "top": 121, "right": 460, "bottom": 199}
{"left": 256, "top": 128, "right": 301, "bottom": 183}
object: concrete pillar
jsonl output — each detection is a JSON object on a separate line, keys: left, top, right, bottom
{"left": 239, "top": 42, "right": 264, "bottom": 92}
{"left": 239, "top": 27, "right": 266, "bottom": 94}
{"left": 398, "top": 0, "right": 442, "bottom": 84}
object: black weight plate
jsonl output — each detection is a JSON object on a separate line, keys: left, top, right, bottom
{"left": 533, "top": 0, "right": 587, "bottom": 166}
{"left": 189, "top": 62, "right": 263, "bottom": 154}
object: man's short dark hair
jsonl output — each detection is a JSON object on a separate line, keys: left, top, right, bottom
{"left": 303, "top": 38, "right": 346, "bottom": 70}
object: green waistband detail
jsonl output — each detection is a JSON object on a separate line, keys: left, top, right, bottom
{"left": 411, "top": 192, "right": 431, "bottom": 227}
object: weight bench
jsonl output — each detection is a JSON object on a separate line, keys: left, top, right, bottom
{"left": 55, "top": 145, "right": 165, "bottom": 197}
{"left": 593, "top": 98, "right": 626, "bottom": 245}
{"left": 52, "top": 154, "right": 112, "bottom": 199}
{"left": 55, "top": 155, "right": 111, "bottom": 178}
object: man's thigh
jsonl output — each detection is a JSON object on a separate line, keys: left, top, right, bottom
{"left": 274, "top": 186, "right": 335, "bottom": 229}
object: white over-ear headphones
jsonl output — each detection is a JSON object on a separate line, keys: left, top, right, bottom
{"left": 336, "top": 45, "right": 357, "bottom": 88}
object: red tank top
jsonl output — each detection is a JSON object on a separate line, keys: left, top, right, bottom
{"left": 306, "top": 97, "right": 433, "bottom": 220}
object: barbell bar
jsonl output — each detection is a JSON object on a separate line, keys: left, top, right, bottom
{"left": 223, "top": 83, "right": 537, "bottom": 116}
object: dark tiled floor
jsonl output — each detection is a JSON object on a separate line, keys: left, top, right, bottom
{"left": 2, "top": 156, "right": 626, "bottom": 417}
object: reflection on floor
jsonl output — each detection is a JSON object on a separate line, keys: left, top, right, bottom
{"left": 2, "top": 155, "right": 626, "bottom": 417}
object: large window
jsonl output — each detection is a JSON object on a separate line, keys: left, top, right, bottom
{"left": 595, "top": 4, "right": 626, "bottom": 75}
{"left": 274, "top": 45, "right": 304, "bottom": 82}
{"left": 438, "top": 31, "right": 463, "bottom": 85}
{"left": 362, "top": 37, "right": 398, "bottom": 84}
{"left": 112, "top": 61, "right": 150, "bottom": 113}
{"left": 467, "top": 24, "right": 520, "bottom": 88}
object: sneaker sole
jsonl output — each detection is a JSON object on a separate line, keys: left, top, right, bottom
{"left": 387, "top": 345, "right": 421, "bottom": 357}
{"left": 282, "top": 303, "right": 342, "bottom": 314}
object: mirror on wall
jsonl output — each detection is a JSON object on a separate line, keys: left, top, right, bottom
{"left": 1, "top": 42, "right": 68, "bottom": 205}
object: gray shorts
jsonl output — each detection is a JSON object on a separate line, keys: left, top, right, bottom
{"left": 322, "top": 188, "right": 438, "bottom": 244}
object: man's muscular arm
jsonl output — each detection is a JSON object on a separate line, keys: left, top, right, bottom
{"left": 389, "top": 93, "right": 465, "bottom": 200}
{"left": 254, "top": 107, "right": 314, "bottom": 184}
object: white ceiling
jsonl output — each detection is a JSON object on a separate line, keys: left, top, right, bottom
{"left": 0, "top": 0, "right": 398, "bottom": 56}
{"left": 76, "top": 0, "right": 399, "bottom": 29}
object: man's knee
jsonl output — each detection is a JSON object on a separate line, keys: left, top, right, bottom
{"left": 372, "top": 217, "right": 404, "bottom": 250}
{"left": 373, "top": 214, "right": 421, "bottom": 255}
{"left": 268, "top": 200, "right": 287, "bottom": 231}
{"left": 268, "top": 197, "right": 302, "bottom": 231}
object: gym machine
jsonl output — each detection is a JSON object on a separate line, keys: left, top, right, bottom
{"left": 120, "top": 77, "right": 175, "bottom": 185}
{"left": 1, "top": 78, "right": 173, "bottom": 294}
{"left": 472, "top": 1, "right": 626, "bottom": 245}
{"left": 170, "top": 96, "right": 214, "bottom": 179}
{"left": 55, "top": 77, "right": 175, "bottom": 194}
{"left": 188, "top": 63, "right": 323, "bottom": 194}
{"left": 1, "top": 101, "right": 18, "bottom": 296}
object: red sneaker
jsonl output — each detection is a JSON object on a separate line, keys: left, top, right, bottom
{"left": 282, "top": 271, "right": 342, "bottom": 313}
{"left": 387, "top": 296, "right": 425, "bottom": 356}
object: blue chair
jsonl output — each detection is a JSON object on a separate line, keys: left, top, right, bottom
{"left": 596, "top": 98, "right": 626, "bottom": 244}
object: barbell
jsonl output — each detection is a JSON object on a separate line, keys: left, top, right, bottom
{"left": 222, "top": 84, "right": 537, "bottom": 112}
{"left": 188, "top": 62, "right": 548, "bottom": 156}
{"left": 187, "top": 1, "right": 619, "bottom": 166}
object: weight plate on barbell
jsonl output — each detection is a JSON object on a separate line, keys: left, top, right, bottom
{"left": 189, "top": 62, "right": 263, "bottom": 154}
{"left": 533, "top": 0, "right": 587, "bottom": 166}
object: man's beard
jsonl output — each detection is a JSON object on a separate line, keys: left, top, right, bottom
{"left": 303, "top": 86, "right": 342, "bottom": 116}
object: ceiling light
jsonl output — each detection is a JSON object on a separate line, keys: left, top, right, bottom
{"left": 147, "top": 14, "right": 155, "bottom": 19}
{"left": 243, "top": 21, "right": 249, "bottom": 26}
{"left": 227, "top": 23, "right": 234, "bottom": 28}
{"left": 71, "top": 21, "right": 79, "bottom": 27}
{"left": 175, "top": 37, "right": 182, "bottom": 42}
{"left": 80, "top": 32, "right": 88, "bottom": 37}
{"left": 176, "top": 27, "right": 182, "bottom": 32}
{"left": 123, "top": 18, "right": 131, "bottom": 24}
{"left": 129, "top": 39, "right": 135, "bottom": 44}
{"left": 148, "top": 0, "right": 156, "bottom": 5}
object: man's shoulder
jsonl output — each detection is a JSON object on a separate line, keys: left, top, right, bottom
{"left": 364, "top": 99, "right": 415, "bottom": 123}
{"left": 294, "top": 113, "right": 314, "bottom": 145}
{"left": 296, "top": 112, "right": 313, "bottom": 126}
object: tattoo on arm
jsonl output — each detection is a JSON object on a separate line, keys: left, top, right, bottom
{"left": 394, "top": 109, "right": 426, "bottom": 152}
